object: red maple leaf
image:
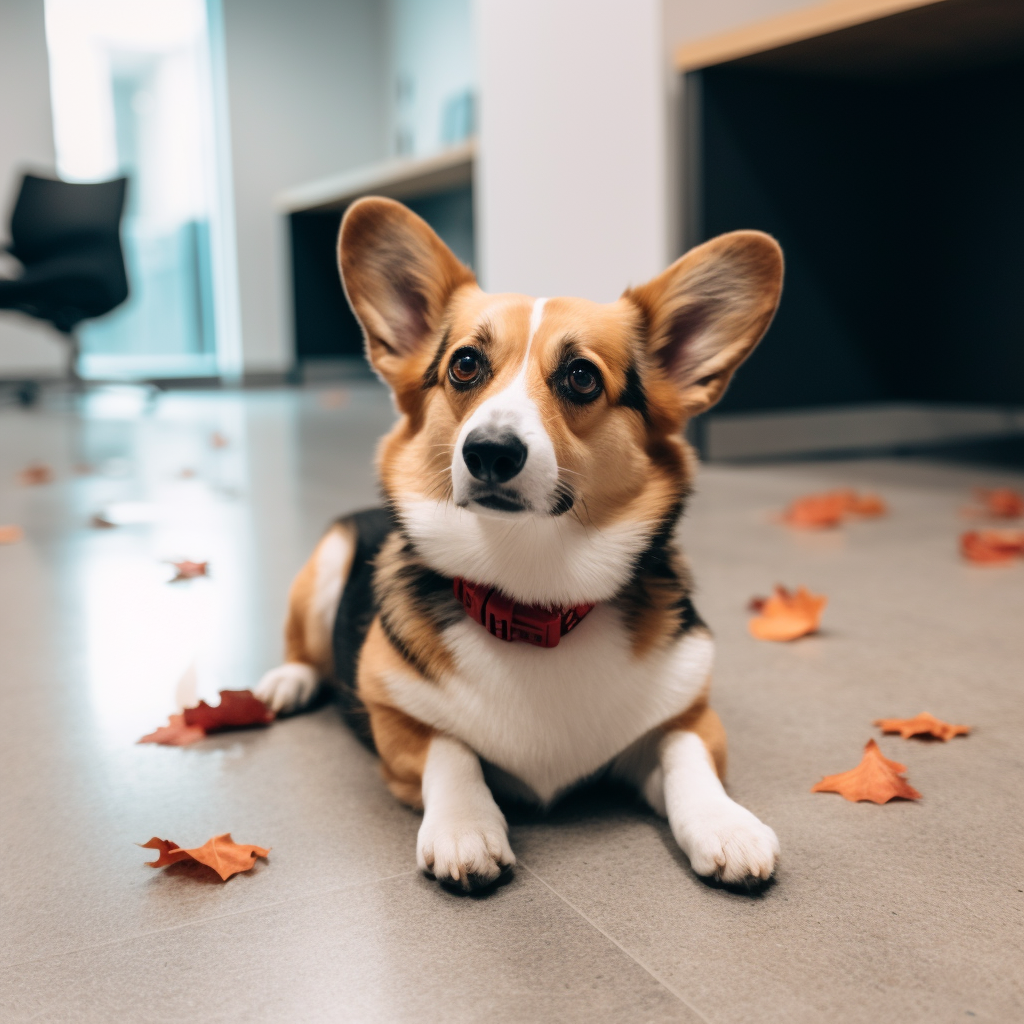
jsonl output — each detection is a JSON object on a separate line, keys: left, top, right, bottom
{"left": 182, "top": 690, "right": 275, "bottom": 732}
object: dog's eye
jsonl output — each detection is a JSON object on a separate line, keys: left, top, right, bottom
{"left": 449, "top": 348, "right": 482, "bottom": 386}
{"left": 566, "top": 360, "right": 602, "bottom": 401}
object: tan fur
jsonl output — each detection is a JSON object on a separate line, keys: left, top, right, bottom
{"left": 283, "top": 522, "right": 355, "bottom": 679}
{"left": 663, "top": 699, "right": 728, "bottom": 780}
{"left": 358, "top": 618, "right": 436, "bottom": 808}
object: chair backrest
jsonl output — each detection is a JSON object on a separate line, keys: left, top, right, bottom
{"left": 8, "top": 174, "right": 127, "bottom": 266}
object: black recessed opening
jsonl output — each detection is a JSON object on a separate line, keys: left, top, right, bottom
{"left": 289, "top": 183, "right": 474, "bottom": 365}
{"left": 689, "top": 0, "right": 1024, "bottom": 416}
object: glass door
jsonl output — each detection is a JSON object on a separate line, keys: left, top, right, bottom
{"left": 44, "top": 0, "right": 238, "bottom": 380}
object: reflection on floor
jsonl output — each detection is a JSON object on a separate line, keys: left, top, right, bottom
{"left": 1, "top": 385, "right": 1022, "bottom": 1023}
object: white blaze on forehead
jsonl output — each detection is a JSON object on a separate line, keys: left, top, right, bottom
{"left": 526, "top": 297, "right": 547, "bottom": 361}
{"left": 449, "top": 296, "right": 558, "bottom": 513}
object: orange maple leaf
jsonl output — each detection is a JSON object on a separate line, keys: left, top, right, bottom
{"left": 140, "top": 833, "right": 270, "bottom": 881}
{"left": 874, "top": 712, "right": 970, "bottom": 742}
{"left": 210, "top": 431, "right": 229, "bottom": 448}
{"left": 138, "top": 714, "right": 206, "bottom": 747}
{"left": 0, "top": 525, "right": 24, "bottom": 545}
{"left": 748, "top": 585, "right": 826, "bottom": 641}
{"left": 17, "top": 462, "right": 53, "bottom": 486}
{"left": 846, "top": 492, "right": 887, "bottom": 517}
{"left": 782, "top": 491, "right": 848, "bottom": 528}
{"left": 782, "top": 489, "right": 887, "bottom": 529}
{"left": 182, "top": 690, "right": 275, "bottom": 732}
{"left": 811, "top": 738, "right": 921, "bottom": 803}
{"left": 960, "top": 529, "right": 1024, "bottom": 565}
{"left": 971, "top": 488, "right": 1024, "bottom": 519}
{"left": 167, "top": 559, "right": 209, "bottom": 581}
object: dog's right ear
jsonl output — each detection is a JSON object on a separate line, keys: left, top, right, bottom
{"left": 339, "top": 197, "right": 475, "bottom": 405}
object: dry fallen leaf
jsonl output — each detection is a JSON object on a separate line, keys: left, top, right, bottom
{"left": 874, "top": 712, "right": 970, "bottom": 742}
{"left": 17, "top": 462, "right": 53, "bottom": 486}
{"left": 178, "top": 467, "right": 197, "bottom": 479}
{"left": 782, "top": 492, "right": 847, "bottom": 528}
{"left": 168, "top": 559, "right": 209, "bottom": 581}
{"left": 782, "top": 489, "right": 887, "bottom": 528}
{"left": 784, "top": 489, "right": 887, "bottom": 528}
{"left": 748, "top": 585, "right": 827, "bottom": 641}
{"left": 210, "top": 431, "right": 229, "bottom": 448}
{"left": 961, "top": 529, "right": 1024, "bottom": 565}
{"left": 140, "top": 833, "right": 270, "bottom": 881}
{"left": 970, "top": 488, "right": 1024, "bottom": 519}
{"left": 183, "top": 690, "right": 275, "bottom": 732}
{"left": 846, "top": 492, "right": 887, "bottom": 517}
{"left": 89, "top": 514, "right": 117, "bottom": 529}
{"left": 138, "top": 690, "right": 273, "bottom": 746}
{"left": 811, "top": 739, "right": 922, "bottom": 803}
{"left": 0, "top": 525, "right": 24, "bottom": 545}
{"left": 138, "top": 714, "right": 206, "bottom": 747}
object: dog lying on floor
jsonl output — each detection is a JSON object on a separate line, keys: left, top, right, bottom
{"left": 257, "top": 197, "right": 784, "bottom": 892}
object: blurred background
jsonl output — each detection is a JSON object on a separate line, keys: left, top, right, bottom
{"left": 1, "top": 0, "right": 1020, "bottom": 463}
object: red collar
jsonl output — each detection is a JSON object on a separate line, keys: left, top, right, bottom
{"left": 453, "top": 577, "right": 594, "bottom": 648}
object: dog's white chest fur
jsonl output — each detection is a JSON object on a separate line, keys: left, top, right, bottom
{"left": 383, "top": 605, "right": 714, "bottom": 804}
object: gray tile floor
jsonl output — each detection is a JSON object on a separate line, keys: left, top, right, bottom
{"left": 1, "top": 384, "right": 1022, "bottom": 1023}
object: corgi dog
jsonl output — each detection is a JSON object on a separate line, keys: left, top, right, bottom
{"left": 257, "top": 197, "right": 784, "bottom": 892}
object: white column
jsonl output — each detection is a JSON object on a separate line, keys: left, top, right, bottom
{"left": 475, "top": 0, "right": 669, "bottom": 301}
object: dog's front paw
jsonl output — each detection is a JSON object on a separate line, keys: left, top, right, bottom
{"left": 417, "top": 815, "right": 515, "bottom": 893}
{"left": 255, "top": 662, "right": 318, "bottom": 714}
{"left": 680, "top": 802, "right": 779, "bottom": 887}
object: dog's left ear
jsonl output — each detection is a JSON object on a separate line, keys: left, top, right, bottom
{"left": 339, "top": 197, "right": 475, "bottom": 405}
{"left": 626, "top": 230, "right": 783, "bottom": 418}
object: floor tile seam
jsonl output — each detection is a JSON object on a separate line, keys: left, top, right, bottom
{"left": 0, "top": 868, "right": 420, "bottom": 972}
{"left": 518, "top": 861, "right": 715, "bottom": 1024}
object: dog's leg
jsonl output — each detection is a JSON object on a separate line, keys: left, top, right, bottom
{"left": 615, "top": 703, "right": 778, "bottom": 886}
{"left": 256, "top": 522, "right": 354, "bottom": 713}
{"left": 659, "top": 704, "right": 778, "bottom": 885}
{"left": 362, "top": 668, "right": 515, "bottom": 893}
{"left": 417, "top": 734, "right": 515, "bottom": 892}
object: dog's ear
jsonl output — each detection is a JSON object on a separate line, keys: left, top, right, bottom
{"left": 626, "top": 231, "right": 783, "bottom": 418}
{"left": 339, "top": 197, "right": 475, "bottom": 403}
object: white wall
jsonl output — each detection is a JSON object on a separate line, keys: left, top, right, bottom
{"left": 220, "top": 0, "right": 389, "bottom": 375}
{"left": 476, "top": 0, "right": 817, "bottom": 302}
{"left": 0, "top": 0, "right": 65, "bottom": 377}
{"left": 476, "top": 0, "right": 667, "bottom": 301}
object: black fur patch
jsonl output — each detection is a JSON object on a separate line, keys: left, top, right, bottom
{"left": 379, "top": 613, "right": 437, "bottom": 685}
{"left": 421, "top": 326, "right": 452, "bottom": 389}
{"left": 616, "top": 500, "right": 705, "bottom": 642}
{"left": 331, "top": 507, "right": 399, "bottom": 747}
{"left": 619, "top": 362, "right": 648, "bottom": 419}
{"left": 394, "top": 559, "right": 463, "bottom": 630}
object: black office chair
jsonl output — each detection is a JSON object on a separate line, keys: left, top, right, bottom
{"left": 0, "top": 173, "right": 129, "bottom": 393}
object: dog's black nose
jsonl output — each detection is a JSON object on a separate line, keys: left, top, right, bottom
{"left": 462, "top": 430, "right": 527, "bottom": 484}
